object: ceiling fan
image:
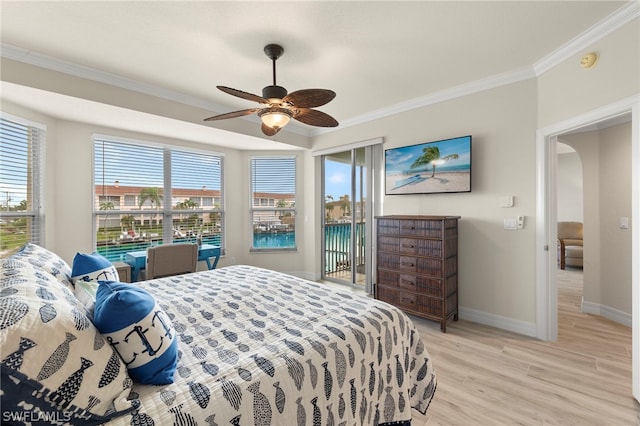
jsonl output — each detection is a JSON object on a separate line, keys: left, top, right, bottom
{"left": 204, "top": 44, "right": 338, "bottom": 136}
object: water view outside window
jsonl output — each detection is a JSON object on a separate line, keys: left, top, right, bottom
{"left": 250, "top": 156, "right": 296, "bottom": 250}
{"left": 94, "top": 138, "right": 224, "bottom": 261}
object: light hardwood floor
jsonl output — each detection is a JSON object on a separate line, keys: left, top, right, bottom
{"left": 410, "top": 267, "right": 640, "bottom": 425}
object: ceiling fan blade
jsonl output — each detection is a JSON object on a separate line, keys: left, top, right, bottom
{"left": 217, "top": 86, "right": 268, "bottom": 104}
{"left": 261, "top": 123, "right": 282, "bottom": 136}
{"left": 293, "top": 108, "right": 339, "bottom": 127}
{"left": 204, "top": 108, "right": 260, "bottom": 121}
{"left": 284, "top": 89, "right": 336, "bottom": 108}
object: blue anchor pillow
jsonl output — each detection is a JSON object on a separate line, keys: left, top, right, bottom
{"left": 93, "top": 281, "right": 178, "bottom": 385}
{"left": 71, "top": 252, "right": 119, "bottom": 317}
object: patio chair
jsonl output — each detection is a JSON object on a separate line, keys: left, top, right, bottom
{"left": 146, "top": 243, "right": 198, "bottom": 279}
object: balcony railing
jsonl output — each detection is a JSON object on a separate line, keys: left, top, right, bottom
{"left": 96, "top": 233, "right": 222, "bottom": 262}
{"left": 325, "top": 222, "right": 366, "bottom": 275}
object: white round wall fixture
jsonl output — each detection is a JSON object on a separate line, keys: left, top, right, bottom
{"left": 580, "top": 52, "right": 599, "bottom": 69}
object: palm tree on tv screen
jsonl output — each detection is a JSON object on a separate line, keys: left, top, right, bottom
{"left": 410, "top": 146, "right": 459, "bottom": 177}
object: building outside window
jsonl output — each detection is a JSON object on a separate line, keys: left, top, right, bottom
{"left": 94, "top": 136, "right": 224, "bottom": 261}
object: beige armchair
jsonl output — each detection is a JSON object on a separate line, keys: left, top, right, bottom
{"left": 558, "top": 221, "right": 583, "bottom": 269}
{"left": 146, "top": 243, "right": 198, "bottom": 279}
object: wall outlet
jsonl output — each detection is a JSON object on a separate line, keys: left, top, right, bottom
{"left": 517, "top": 215, "right": 525, "bottom": 229}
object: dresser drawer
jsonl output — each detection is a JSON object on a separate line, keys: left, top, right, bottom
{"left": 398, "top": 274, "right": 417, "bottom": 291}
{"left": 399, "top": 256, "right": 418, "bottom": 272}
{"left": 416, "top": 276, "right": 443, "bottom": 298}
{"left": 399, "top": 238, "right": 444, "bottom": 257}
{"left": 377, "top": 269, "right": 399, "bottom": 287}
{"left": 417, "top": 295, "right": 443, "bottom": 318}
{"left": 378, "top": 236, "right": 400, "bottom": 253}
{"left": 398, "top": 291, "right": 418, "bottom": 311}
{"left": 398, "top": 219, "right": 444, "bottom": 237}
{"left": 399, "top": 238, "right": 418, "bottom": 254}
{"left": 377, "top": 218, "right": 400, "bottom": 235}
{"left": 400, "top": 274, "right": 443, "bottom": 298}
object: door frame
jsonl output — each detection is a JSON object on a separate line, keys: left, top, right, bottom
{"left": 314, "top": 138, "right": 383, "bottom": 293}
{"left": 535, "top": 95, "right": 640, "bottom": 401}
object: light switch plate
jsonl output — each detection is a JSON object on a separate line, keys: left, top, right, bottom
{"left": 620, "top": 217, "right": 629, "bottom": 229}
{"left": 504, "top": 219, "right": 517, "bottom": 230}
{"left": 500, "top": 196, "right": 514, "bottom": 208}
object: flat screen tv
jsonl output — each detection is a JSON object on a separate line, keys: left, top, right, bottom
{"left": 385, "top": 135, "right": 472, "bottom": 195}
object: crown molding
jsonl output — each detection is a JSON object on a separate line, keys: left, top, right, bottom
{"left": 534, "top": 0, "right": 639, "bottom": 76}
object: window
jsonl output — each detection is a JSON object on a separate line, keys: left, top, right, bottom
{"left": 0, "top": 114, "right": 45, "bottom": 256}
{"left": 250, "top": 156, "right": 296, "bottom": 250}
{"left": 94, "top": 136, "right": 224, "bottom": 261}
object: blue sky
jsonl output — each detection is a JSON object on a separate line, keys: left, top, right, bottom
{"left": 324, "top": 160, "right": 368, "bottom": 200}
{"left": 385, "top": 136, "right": 471, "bottom": 174}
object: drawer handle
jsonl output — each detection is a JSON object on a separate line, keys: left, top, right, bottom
{"left": 401, "top": 262, "right": 415, "bottom": 267}
{"left": 400, "top": 279, "right": 414, "bottom": 285}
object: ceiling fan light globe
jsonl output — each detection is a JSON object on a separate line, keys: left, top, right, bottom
{"left": 260, "top": 111, "right": 291, "bottom": 129}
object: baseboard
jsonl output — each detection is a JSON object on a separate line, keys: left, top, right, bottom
{"left": 581, "top": 300, "right": 632, "bottom": 327}
{"left": 458, "top": 306, "right": 538, "bottom": 338}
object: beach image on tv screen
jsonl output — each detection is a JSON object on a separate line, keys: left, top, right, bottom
{"left": 385, "top": 135, "right": 471, "bottom": 195}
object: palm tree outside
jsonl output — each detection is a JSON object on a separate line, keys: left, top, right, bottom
{"left": 121, "top": 214, "right": 135, "bottom": 232}
{"left": 410, "top": 146, "right": 459, "bottom": 178}
{"left": 139, "top": 187, "right": 163, "bottom": 229}
{"left": 99, "top": 201, "right": 115, "bottom": 241}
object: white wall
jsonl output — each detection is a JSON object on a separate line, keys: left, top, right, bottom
{"left": 563, "top": 122, "right": 632, "bottom": 317}
{"left": 599, "top": 123, "right": 633, "bottom": 316}
{"left": 312, "top": 79, "right": 539, "bottom": 331}
{"left": 556, "top": 145, "right": 583, "bottom": 222}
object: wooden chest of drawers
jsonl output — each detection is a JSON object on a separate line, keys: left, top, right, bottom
{"left": 375, "top": 215, "right": 459, "bottom": 332}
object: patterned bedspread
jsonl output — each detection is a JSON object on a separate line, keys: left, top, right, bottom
{"left": 110, "top": 265, "right": 436, "bottom": 425}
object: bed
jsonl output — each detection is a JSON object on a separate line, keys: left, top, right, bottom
{"left": 1, "top": 244, "right": 436, "bottom": 425}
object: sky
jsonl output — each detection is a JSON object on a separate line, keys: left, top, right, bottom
{"left": 324, "top": 160, "right": 365, "bottom": 201}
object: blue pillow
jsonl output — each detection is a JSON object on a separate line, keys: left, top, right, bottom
{"left": 93, "top": 281, "right": 178, "bottom": 385}
{"left": 71, "top": 252, "right": 119, "bottom": 315}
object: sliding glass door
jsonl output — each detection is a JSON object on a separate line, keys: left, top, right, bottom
{"left": 322, "top": 146, "right": 376, "bottom": 290}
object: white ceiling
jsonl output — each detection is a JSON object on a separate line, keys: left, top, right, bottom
{"left": 0, "top": 1, "right": 631, "bottom": 149}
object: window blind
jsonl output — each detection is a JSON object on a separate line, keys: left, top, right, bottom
{"left": 93, "top": 137, "right": 224, "bottom": 261}
{"left": 0, "top": 115, "right": 45, "bottom": 256}
{"left": 250, "top": 156, "right": 296, "bottom": 250}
